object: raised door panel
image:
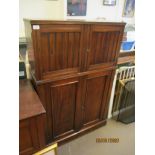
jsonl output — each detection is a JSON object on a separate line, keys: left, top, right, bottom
{"left": 82, "top": 70, "right": 114, "bottom": 127}
{"left": 35, "top": 24, "right": 83, "bottom": 80}
{"left": 85, "top": 24, "right": 124, "bottom": 70}
{"left": 49, "top": 78, "right": 82, "bottom": 140}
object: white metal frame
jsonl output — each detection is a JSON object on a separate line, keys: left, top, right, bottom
{"left": 108, "top": 66, "right": 135, "bottom": 119}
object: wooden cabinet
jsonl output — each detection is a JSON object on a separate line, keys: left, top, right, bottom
{"left": 24, "top": 19, "right": 125, "bottom": 144}
{"left": 19, "top": 80, "right": 46, "bottom": 155}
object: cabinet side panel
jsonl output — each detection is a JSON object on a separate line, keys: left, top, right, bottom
{"left": 37, "top": 84, "right": 53, "bottom": 143}
{"left": 19, "top": 119, "right": 40, "bottom": 155}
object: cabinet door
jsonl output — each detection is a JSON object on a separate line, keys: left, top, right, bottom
{"left": 38, "top": 77, "right": 83, "bottom": 142}
{"left": 85, "top": 24, "right": 124, "bottom": 71}
{"left": 33, "top": 24, "right": 84, "bottom": 80}
{"left": 81, "top": 70, "right": 114, "bottom": 127}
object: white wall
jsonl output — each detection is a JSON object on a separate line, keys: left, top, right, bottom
{"left": 19, "top": 0, "right": 64, "bottom": 37}
{"left": 87, "top": 0, "right": 135, "bottom": 23}
{"left": 19, "top": 0, "right": 134, "bottom": 37}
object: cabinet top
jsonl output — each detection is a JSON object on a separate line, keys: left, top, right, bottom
{"left": 24, "top": 18, "right": 126, "bottom": 26}
{"left": 19, "top": 80, "right": 46, "bottom": 121}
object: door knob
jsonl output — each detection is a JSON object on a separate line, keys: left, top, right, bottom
{"left": 82, "top": 105, "right": 85, "bottom": 111}
{"left": 86, "top": 49, "right": 90, "bottom": 52}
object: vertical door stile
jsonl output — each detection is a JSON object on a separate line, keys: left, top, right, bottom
{"left": 74, "top": 76, "right": 85, "bottom": 131}
{"left": 114, "top": 26, "right": 125, "bottom": 64}
{"left": 36, "top": 29, "right": 42, "bottom": 80}
{"left": 83, "top": 25, "right": 87, "bottom": 70}
{"left": 79, "top": 25, "right": 83, "bottom": 72}
{"left": 85, "top": 24, "right": 92, "bottom": 71}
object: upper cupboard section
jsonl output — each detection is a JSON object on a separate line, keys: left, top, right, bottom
{"left": 32, "top": 24, "right": 83, "bottom": 80}
{"left": 28, "top": 22, "right": 125, "bottom": 80}
{"left": 84, "top": 24, "right": 124, "bottom": 71}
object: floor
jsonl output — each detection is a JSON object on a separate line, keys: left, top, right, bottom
{"left": 57, "top": 119, "right": 135, "bottom": 155}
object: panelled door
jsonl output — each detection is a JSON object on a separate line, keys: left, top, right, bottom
{"left": 81, "top": 70, "right": 115, "bottom": 128}
{"left": 41, "top": 77, "right": 83, "bottom": 141}
{"left": 37, "top": 70, "right": 114, "bottom": 142}
{"left": 84, "top": 24, "right": 124, "bottom": 71}
{"left": 35, "top": 24, "right": 84, "bottom": 79}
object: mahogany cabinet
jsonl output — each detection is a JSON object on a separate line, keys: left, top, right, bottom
{"left": 19, "top": 80, "right": 46, "bottom": 155}
{"left": 24, "top": 19, "right": 125, "bottom": 144}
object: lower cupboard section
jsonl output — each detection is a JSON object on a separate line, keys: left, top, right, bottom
{"left": 36, "top": 69, "right": 115, "bottom": 144}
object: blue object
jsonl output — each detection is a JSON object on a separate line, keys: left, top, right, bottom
{"left": 121, "top": 41, "right": 135, "bottom": 51}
